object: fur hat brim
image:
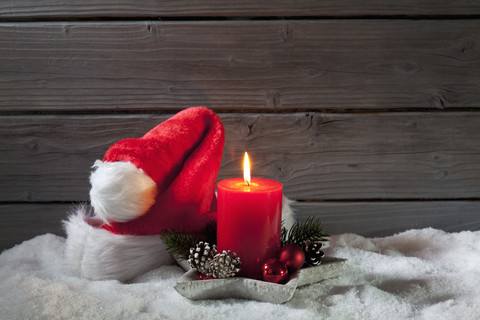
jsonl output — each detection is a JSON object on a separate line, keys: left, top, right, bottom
{"left": 63, "top": 205, "right": 173, "bottom": 282}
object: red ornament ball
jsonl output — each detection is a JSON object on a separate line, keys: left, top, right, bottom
{"left": 278, "top": 244, "right": 305, "bottom": 272}
{"left": 262, "top": 258, "right": 288, "bottom": 283}
{"left": 195, "top": 274, "right": 214, "bottom": 281}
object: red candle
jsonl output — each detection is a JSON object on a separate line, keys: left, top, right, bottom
{"left": 217, "top": 152, "right": 283, "bottom": 279}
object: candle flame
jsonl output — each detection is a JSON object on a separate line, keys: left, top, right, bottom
{"left": 243, "top": 152, "right": 251, "bottom": 186}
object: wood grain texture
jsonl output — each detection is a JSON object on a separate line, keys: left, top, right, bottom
{"left": 1, "top": 112, "right": 479, "bottom": 202}
{"left": 292, "top": 201, "right": 480, "bottom": 237}
{"left": 0, "top": 20, "right": 479, "bottom": 112}
{"left": 0, "top": 203, "right": 71, "bottom": 251}
{"left": 2, "top": 201, "right": 479, "bottom": 250}
{"left": 0, "top": 1, "right": 479, "bottom": 18}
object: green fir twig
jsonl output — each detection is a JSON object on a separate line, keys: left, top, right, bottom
{"left": 159, "top": 228, "right": 202, "bottom": 261}
{"left": 159, "top": 221, "right": 218, "bottom": 261}
{"left": 281, "top": 217, "right": 329, "bottom": 246}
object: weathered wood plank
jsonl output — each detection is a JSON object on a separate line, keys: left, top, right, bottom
{"left": 1, "top": 112, "right": 479, "bottom": 202}
{"left": 2, "top": 201, "right": 479, "bottom": 251}
{"left": 0, "top": 203, "right": 70, "bottom": 251}
{"left": 0, "top": 1, "right": 479, "bottom": 19}
{"left": 0, "top": 20, "right": 479, "bottom": 112}
{"left": 292, "top": 201, "right": 480, "bottom": 237}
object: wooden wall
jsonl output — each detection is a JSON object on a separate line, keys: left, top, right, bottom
{"left": 1, "top": 2, "right": 479, "bottom": 250}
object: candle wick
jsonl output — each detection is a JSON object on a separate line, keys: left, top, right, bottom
{"left": 246, "top": 181, "right": 250, "bottom": 186}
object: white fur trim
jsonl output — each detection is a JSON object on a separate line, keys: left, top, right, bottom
{"left": 64, "top": 205, "right": 173, "bottom": 281}
{"left": 89, "top": 160, "right": 157, "bottom": 223}
{"left": 282, "top": 196, "right": 296, "bottom": 230}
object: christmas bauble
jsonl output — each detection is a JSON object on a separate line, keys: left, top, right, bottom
{"left": 278, "top": 244, "right": 305, "bottom": 272}
{"left": 196, "top": 273, "right": 214, "bottom": 280}
{"left": 262, "top": 258, "right": 288, "bottom": 283}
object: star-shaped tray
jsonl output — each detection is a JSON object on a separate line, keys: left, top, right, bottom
{"left": 174, "top": 257, "right": 347, "bottom": 304}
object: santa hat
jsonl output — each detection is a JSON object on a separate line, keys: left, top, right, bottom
{"left": 64, "top": 107, "right": 225, "bottom": 281}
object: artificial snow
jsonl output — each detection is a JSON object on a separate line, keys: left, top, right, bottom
{"left": 1, "top": 228, "right": 479, "bottom": 320}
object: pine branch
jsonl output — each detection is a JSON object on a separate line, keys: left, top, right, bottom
{"left": 159, "top": 228, "right": 202, "bottom": 261}
{"left": 281, "top": 217, "right": 329, "bottom": 246}
{"left": 159, "top": 221, "right": 217, "bottom": 261}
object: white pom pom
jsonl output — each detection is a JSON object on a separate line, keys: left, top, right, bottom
{"left": 89, "top": 160, "right": 157, "bottom": 223}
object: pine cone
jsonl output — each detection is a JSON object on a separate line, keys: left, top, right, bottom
{"left": 188, "top": 241, "right": 217, "bottom": 275}
{"left": 303, "top": 241, "right": 325, "bottom": 266}
{"left": 208, "top": 250, "right": 241, "bottom": 279}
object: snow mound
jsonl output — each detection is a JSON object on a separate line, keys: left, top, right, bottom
{"left": 1, "top": 228, "right": 479, "bottom": 320}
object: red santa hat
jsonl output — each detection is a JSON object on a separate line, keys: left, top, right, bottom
{"left": 64, "top": 107, "right": 225, "bottom": 281}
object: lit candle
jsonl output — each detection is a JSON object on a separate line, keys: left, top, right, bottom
{"left": 217, "top": 152, "right": 283, "bottom": 279}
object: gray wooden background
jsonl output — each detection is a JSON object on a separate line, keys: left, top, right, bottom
{"left": 1, "top": 1, "right": 479, "bottom": 250}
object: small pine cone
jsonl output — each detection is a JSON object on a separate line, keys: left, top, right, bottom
{"left": 187, "top": 241, "right": 217, "bottom": 275}
{"left": 208, "top": 250, "right": 241, "bottom": 279}
{"left": 303, "top": 241, "right": 325, "bottom": 266}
